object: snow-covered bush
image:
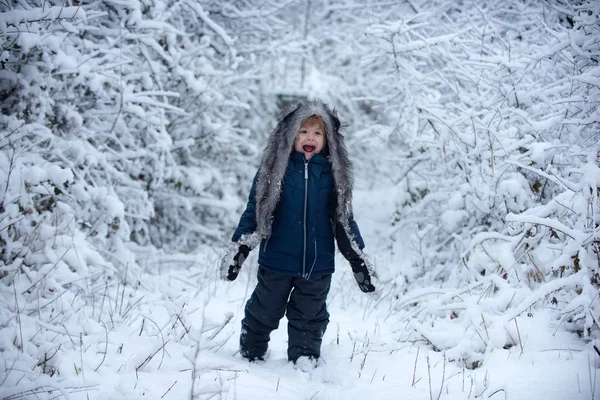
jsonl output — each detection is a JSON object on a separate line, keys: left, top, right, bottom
{"left": 362, "top": 0, "right": 599, "bottom": 367}
{"left": 0, "top": 1, "right": 268, "bottom": 396}
{"left": 0, "top": 0, "right": 268, "bottom": 257}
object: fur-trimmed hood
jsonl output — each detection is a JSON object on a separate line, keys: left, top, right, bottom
{"left": 255, "top": 99, "right": 354, "bottom": 238}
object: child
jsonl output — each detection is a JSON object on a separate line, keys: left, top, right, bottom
{"left": 221, "top": 99, "right": 376, "bottom": 364}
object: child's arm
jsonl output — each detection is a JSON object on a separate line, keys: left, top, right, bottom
{"left": 232, "top": 172, "right": 259, "bottom": 242}
{"left": 222, "top": 173, "right": 259, "bottom": 281}
{"left": 334, "top": 219, "right": 376, "bottom": 293}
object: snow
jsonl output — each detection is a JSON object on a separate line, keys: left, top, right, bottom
{"left": 3, "top": 228, "right": 593, "bottom": 399}
{"left": 1, "top": 0, "right": 599, "bottom": 399}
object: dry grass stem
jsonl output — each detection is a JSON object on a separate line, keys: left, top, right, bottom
{"left": 412, "top": 347, "right": 420, "bottom": 387}
{"left": 514, "top": 319, "right": 524, "bottom": 355}
{"left": 370, "top": 368, "right": 377, "bottom": 383}
{"left": 437, "top": 353, "right": 446, "bottom": 400}
{"left": 79, "top": 332, "right": 85, "bottom": 380}
{"left": 427, "top": 356, "right": 433, "bottom": 400}
{"left": 481, "top": 315, "right": 489, "bottom": 340}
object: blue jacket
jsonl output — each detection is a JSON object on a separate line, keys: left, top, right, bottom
{"left": 232, "top": 151, "right": 364, "bottom": 278}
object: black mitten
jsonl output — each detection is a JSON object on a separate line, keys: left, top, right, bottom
{"left": 350, "top": 259, "right": 376, "bottom": 293}
{"left": 226, "top": 244, "right": 250, "bottom": 281}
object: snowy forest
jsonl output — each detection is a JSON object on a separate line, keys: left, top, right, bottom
{"left": 0, "top": 0, "right": 599, "bottom": 399}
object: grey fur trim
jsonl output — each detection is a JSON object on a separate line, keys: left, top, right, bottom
{"left": 346, "top": 222, "right": 378, "bottom": 289}
{"left": 237, "top": 232, "right": 262, "bottom": 249}
{"left": 255, "top": 99, "right": 355, "bottom": 237}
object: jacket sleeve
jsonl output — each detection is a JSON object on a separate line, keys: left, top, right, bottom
{"left": 334, "top": 216, "right": 365, "bottom": 264}
{"left": 231, "top": 172, "right": 259, "bottom": 242}
{"left": 347, "top": 216, "right": 365, "bottom": 249}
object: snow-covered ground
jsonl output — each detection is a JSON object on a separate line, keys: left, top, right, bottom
{"left": 3, "top": 178, "right": 592, "bottom": 400}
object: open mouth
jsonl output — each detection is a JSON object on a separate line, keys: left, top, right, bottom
{"left": 303, "top": 145, "right": 316, "bottom": 153}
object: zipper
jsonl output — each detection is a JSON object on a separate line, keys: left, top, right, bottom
{"left": 302, "top": 160, "right": 309, "bottom": 278}
{"left": 306, "top": 241, "right": 317, "bottom": 279}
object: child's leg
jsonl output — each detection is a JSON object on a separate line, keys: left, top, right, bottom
{"left": 286, "top": 274, "right": 332, "bottom": 362}
{"left": 240, "top": 267, "right": 294, "bottom": 361}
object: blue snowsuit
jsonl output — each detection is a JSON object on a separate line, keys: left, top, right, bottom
{"left": 232, "top": 151, "right": 365, "bottom": 361}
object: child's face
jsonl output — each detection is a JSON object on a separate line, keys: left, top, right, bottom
{"left": 294, "top": 118, "right": 326, "bottom": 160}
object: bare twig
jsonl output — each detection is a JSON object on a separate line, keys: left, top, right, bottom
{"left": 13, "top": 280, "right": 23, "bottom": 352}
{"left": 206, "top": 313, "right": 233, "bottom": 341}
{"left": 94, "top": 320, "right": 109, "bottom": 372}
{"left": 122, "top": 295, "right": 145, "bottom": 318}
{"left": 119, "top": 262, "right": 128, "bottom": 316}
{"left": 0, "top": 123, "right": 24, "bottom": 151}
{"left": 21, "top": 243, "right": 74, "bottom": 294}
{"left": 190, "top": 337, "right": 201, "bottom": 399}
{"left": 488, "top": 388, "right": 506, "bottom": 398}
{"left": 136, "top": 316, "right": 167, "bottom": 370}
{"left": 360, "top": 350, "right": 369, "bottom": 373}
{"left": 2, "top": 147, "right": 16, "bottom": 202}
{"left": 504, "top": 326, "right": 518, "bottom": 347}
{"left": 0, "top": 358, "right": 17, "bottom": 387}
{"left": 136, "top": 339, "right": 170, "bottom": 375}
{"left": 161, "top": 380, "right": 177, "bottom": 398}
{"left": 1, "top": 384, "right": 98, "bottom": 400}
{"left": 470, "top": 319, "right": 487, "bottom": 347}
{"left": 139, "top": 318, "right": 145, "bottom": 336}
{"left": 98, "top": 281, "right": 108, "bottom": 322}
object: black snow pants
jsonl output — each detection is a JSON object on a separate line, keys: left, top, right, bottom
{"left": 240, "top": 267, "right": 331, "bottom": 362}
